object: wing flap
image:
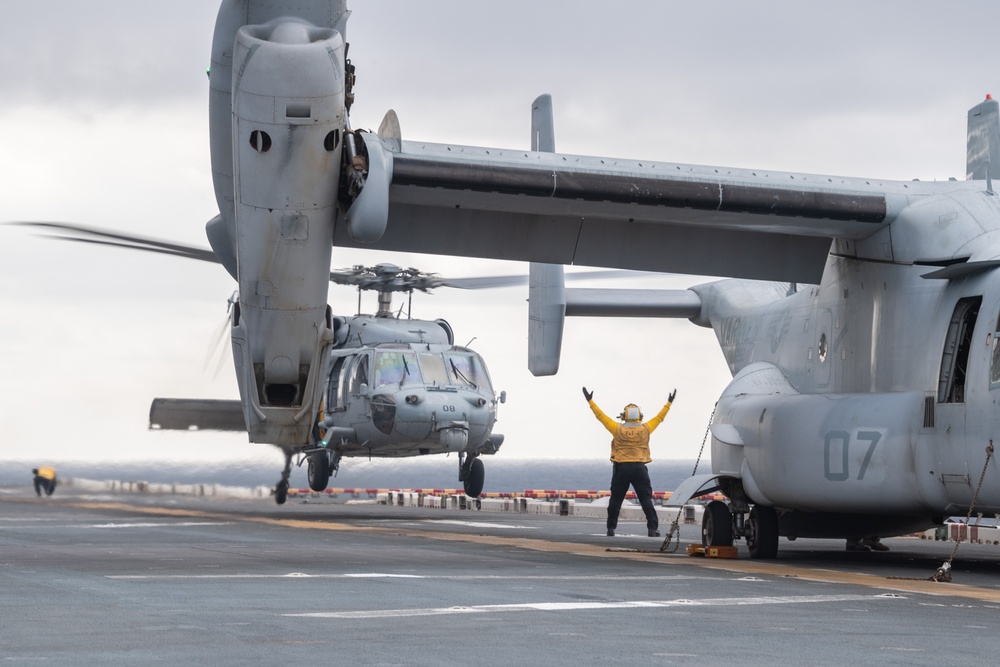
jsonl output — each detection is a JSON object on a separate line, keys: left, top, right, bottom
{"left": 337, "top": 201, "right": 833, "bottom": 282}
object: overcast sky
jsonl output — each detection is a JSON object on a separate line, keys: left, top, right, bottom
{"left": 2, "top": 1, "right": 999, "bottom": 475}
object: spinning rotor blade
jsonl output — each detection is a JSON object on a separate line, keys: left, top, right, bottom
{"left": 329, "top": 264, "right": 659, "bottom": 293}
{"left": 204, "top": 292, "right": 238, "bottom": 379}
{"left": 438, "top": 269, "right": 658, "bottom": 290}
{"left": 10, "top": 222, "right": 221, "bottom": 265}
{"left": 13, "top": 222, "right": 657, "bottom": 291}
{"left": 205, "top": 314, "right": 231, "bottom": 378}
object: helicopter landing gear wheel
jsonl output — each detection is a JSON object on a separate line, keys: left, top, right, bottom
{"left": 307, "top": 452, "right": 331, "bottom": 492}
{"left": 702, "top": 500, "right": 733, "bottom": 547}
{"left": 461, "top": 457, "right": 485, "bottom": 498}
{"left": 275, "top": 451, "right": 292, "bottom": 505}
{"left": 746, "top": 505, "right": 779, "bottom": 559}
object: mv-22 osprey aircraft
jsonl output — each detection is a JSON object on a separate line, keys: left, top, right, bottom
{"left": 19, "top": 0, "right": 1000, "bottom": 557}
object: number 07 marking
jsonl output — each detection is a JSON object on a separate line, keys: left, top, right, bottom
{"left": 824, "top": 430, "right": 882, "bottom": 481}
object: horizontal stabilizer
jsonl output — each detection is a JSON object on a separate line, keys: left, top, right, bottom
{"left": 920, "top": 259, "right": 1000, "bottom": 280}
{"left": 149, "top": 398, "right": 247, "bottom": 432}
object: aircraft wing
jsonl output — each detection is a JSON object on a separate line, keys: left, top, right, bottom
{"left": 334, "top": 138, "right": 915, "bottom": 283}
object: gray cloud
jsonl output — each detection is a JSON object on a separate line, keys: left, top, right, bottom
{"left": 0, "top": 1, "right": 218, "bottom": 109}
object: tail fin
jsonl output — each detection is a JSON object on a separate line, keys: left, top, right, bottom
{"left": 528, "top": 94, "right": 566, "bottom": 376}
{"left": 967, "top": 94, "right": 1000, "bottom": 181}
{"left": 528, "top": 262, "right": 566, "bottom": 376}
{"left": 531, "top": 94, "right": 556, "bottom": 153}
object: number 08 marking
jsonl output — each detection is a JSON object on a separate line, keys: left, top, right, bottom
{"left": 824, "top": 430, "right": 882, "bottom": 481}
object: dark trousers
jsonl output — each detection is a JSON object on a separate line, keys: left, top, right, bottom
{"left": 34, "top": 477, "right": 56, "bottom": 497}
{"left": 607, "top": 462, "right": 658, "bottom": 531}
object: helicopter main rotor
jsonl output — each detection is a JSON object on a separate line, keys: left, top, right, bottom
{"left": 329, "top": 263, "right": 445, "bottom": 317}
{"left": 9, "top": 222, "right": 656, "bottom": 317}
{"left": 329, "top": 263, "right": 445, "bottom": 292}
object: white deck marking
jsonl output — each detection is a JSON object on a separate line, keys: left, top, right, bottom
{"left": 108, "top": 573, "right": 702, "bottom": 581}
{"left": 418, "top": 520, "right": 537, "bottom": 530}
{"left": 285, "top": 594, "right": 901, "bottom": 619}
{"left": 86, "top": 521, "right": 232, "bottom": 529}
{"left": 108, "top": 572, "right": 425, "bottom": 580}
{"left": 1, "top": 521, "right": 232, "bottom": 530}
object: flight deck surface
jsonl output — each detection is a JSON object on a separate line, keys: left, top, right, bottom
{"left": 1, "top": 485, "right": 997, "bottom": 664}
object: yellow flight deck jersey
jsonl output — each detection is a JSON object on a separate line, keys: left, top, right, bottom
{"left": 36, "top": 466, "right": 56, "bottom": 480}
{"left": 588, "top": 400, "right": 672, "bottom": 463}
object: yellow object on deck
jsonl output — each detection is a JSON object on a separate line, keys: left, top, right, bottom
{"left": 686, "top": 544, "right": 738, "bottom": 559}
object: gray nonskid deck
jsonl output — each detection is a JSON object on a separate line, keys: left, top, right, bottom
{"left": 1, "top": 486, "right": 996, "bottom": 665}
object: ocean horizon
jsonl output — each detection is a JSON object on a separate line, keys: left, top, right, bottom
{"left": 0, "top": 457, "right": 709, "bottom": 494}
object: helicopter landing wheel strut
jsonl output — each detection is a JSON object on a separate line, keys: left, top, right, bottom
{"left": 461, "top": 457, "right": 485, "bottom": 498}
{"left": 307, "top": 451, "right": 331, "bottom": 492}
{"left": 275, "top": 451, "right": 293, "bottom": 505}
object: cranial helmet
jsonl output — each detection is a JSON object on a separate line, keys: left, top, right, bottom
{"left": 619, "top": 404, "right": 643, "bottom": 422}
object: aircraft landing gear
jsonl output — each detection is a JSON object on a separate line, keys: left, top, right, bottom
{"left": 307, "top": 451, "right": 331, "bottom": 492}
{"left": 702, "top": 499, "right": 733, "bottom": 547}
{"left": 275, "top": 451, "right": 292, "bottom": 505}
{"left": 701, "top": 497, "right": 781, "bottom": 559}
{"left": 746, "top": 505, "right": 779, "bottom": 559}
{"left": 459, "top": 453, "right": 485, "bottom": 498}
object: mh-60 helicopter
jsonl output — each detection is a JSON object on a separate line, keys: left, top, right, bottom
{"left": 303, "top": 262, "right": 504, "bottom": 503}
{"left": 10, "top": 228, "right": 508, "bottom": 502}
{"left": 13, "top": 221, "right": 636, "bottom": 502}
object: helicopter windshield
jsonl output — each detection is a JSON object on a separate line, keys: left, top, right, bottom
{"left": 445, "top": 352, "right": 490, "bottom": 390}
{"left": 374, "top": 350, "right": 422, "bottom": 387}
{"left": 413, "top": 350, "right": 492, "bottom": 391}
{"left": 417, "top": 352, "right": 449, "bottom": 386}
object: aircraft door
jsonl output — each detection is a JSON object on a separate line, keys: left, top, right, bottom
{"left": 989, "top": 308, "right": 1000, "bottom": 388}
{"left": 937, "top": 296, "right": 981, "bottom": 404}
{"left": 934, "top": 296, "right": 982, "bottom": 507}
{"left": 348, "top": 353, "right": 371, "bottom": 399}
{"left": 326, "top": 356, "right": 349, "bottom": 410}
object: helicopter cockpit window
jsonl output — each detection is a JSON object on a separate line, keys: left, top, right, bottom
{"left": 327, "top": 356, "right": 348, "bottom": 409}
{"left": 349, "top": 354, "right": 370, "bottom": 395}
{"left": 445, "top": 353, "right": 491, "bottom": 391}
{"left": 417, "top": 352, "right": 449, "bottom": 386}
{"left": 374, "top": 351, "right": 422, "bottom": 387}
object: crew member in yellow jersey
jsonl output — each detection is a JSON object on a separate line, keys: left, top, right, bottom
{"left": 32, "top": 466, "right": 57, "bottom": 497}
{"left": 583, "top": 387, "right": 675, "bottom": 537}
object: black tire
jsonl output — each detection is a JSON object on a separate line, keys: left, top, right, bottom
{"left": 702, "top": 500, "right": 733, "bottom": 547}
{"left": 275, "top": 481, "right": 289, "bottom": 505}
{"left": 746, "top": 505, "right": 779, "bottom": 559}
{"left": 463, "top": 458, "right": 485, "bottom": 498}
{"left": 307, "top": 453, "right": 331, "bottom": 492}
